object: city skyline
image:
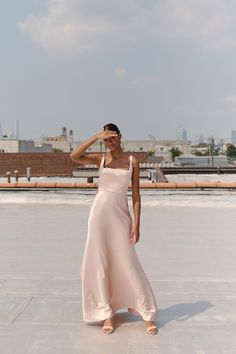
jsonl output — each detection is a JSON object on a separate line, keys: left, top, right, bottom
{"left": 0, "top": 120, "right": 235, "bottom": 145}
{"left": 1, "top": 1, "right": 236, "bottom": 142}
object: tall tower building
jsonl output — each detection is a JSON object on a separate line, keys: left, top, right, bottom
{"left": 176, "top": 125, "right": 187, "bottom": 141}
{"left": 231, "top": 130, "right": 236, "bottom": 144}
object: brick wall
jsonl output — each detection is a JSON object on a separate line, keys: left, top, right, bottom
{"left": 0, "top": 152, "right": 147, "bottom": 177}
{"left": 0, "top": 153, "right": 77, "bottom": 177}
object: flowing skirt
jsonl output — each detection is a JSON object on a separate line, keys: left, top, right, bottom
{"left": 81, "top": 190, "right": 157, "bottom": 322}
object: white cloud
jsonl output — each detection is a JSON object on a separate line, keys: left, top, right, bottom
{"left": 222, "top": 94, "right": 236, "bottom": 105}
{"left": 18, "top": 0, "right": 236, "bottom": 56}
{"left": 114, "top": 68, "right": 129, "bottom": 80}
{"left": 149, "top": 0, "right": 233, "bottom": 39}
{"left": 18, "top": 0, "right": 144, "bottom": 56}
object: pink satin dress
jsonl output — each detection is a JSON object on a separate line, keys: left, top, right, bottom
{"left": 81, "top": 154, "right": 157, "bottom": 322}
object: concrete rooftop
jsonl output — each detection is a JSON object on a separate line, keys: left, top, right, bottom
{"left": 1, "top": 202, "right": 236, "bottom": 354}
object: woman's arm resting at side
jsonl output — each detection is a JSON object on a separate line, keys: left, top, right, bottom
{"left": 130, "top": 156, "right": 141, "bottom": 244}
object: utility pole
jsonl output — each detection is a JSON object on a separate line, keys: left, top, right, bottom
{"left": 208, "top": 138, "right": 210, "bottom": 167}
{"left": 210, "top": 136, "right": 215, "bottom": 166}
{"left": 207, "top": 136, "right": 214, "bottom": 166}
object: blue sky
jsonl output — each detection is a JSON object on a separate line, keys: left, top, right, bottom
{"left": 1, "top": 0, "right": 236, "bottom": 142}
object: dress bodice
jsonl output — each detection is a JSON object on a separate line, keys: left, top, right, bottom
{"left": 98, "top": 155, "right": 133, "bottom": 194}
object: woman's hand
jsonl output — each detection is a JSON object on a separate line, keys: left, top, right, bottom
{"left": 96, "top": 130, "right": 118, "bottom": 140}
{"left": 130, "top": 224, "right": 140, "bottom": 244}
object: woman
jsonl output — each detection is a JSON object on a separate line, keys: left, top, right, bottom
{"left": 70, "top": 123, "right": 158, "bottom": 335}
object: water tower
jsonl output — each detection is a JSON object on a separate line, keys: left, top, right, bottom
{"left": 62, "top": 127, "right": 67, "bottom": 138}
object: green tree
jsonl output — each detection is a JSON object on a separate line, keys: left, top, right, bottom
{"left": 147, "top": 150, "right": 155, "bottom": 157}
{"left": 226, "top": 144, "right": 236, "bottom": 158}
{"left": 169, "top": 147, "right": 182, "bottom": 162}
{"left": 52, "top": 148, "right": 63, "bottom": 153}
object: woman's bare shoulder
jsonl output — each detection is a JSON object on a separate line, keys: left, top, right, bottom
{"left": 129, "top": 154, "right": 138, "bottom": 164}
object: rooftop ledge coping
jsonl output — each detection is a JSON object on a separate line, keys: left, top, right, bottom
{"left": 1, "top": 182, "right": 236, "bottom": 189}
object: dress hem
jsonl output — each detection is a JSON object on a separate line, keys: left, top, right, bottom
{"left": 83, "top": 306, "right": 157, "bottom": 323}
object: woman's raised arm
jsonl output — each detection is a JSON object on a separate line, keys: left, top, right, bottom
{"left": 70, "top": 130, "right": 118, "bottom": 167}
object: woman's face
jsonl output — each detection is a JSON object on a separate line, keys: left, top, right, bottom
{"left": 103, "top": 130, "right": 121, "bottom": 151}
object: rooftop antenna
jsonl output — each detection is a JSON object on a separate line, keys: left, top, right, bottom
{"left": 15, "top": 120, "right": 19, "bottom": 139}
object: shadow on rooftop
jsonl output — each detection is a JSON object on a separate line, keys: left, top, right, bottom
{"left": 86, "top": 301, "right": 214, "bottom": 330}
{"left": 157, "top": 301, "right": 214, "bottom": 328}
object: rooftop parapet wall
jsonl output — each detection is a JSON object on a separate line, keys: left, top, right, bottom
{"left": 0, "top": 152, "right": 148, "bottom": 177}
{"left": 0, "top": 153, "right": 77, "bottom": 176}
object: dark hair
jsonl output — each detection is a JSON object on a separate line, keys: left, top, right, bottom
{"left": 103, "top": 123, "right": 120, "bottom": 134}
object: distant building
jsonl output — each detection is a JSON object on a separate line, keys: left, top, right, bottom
{"left": 175, "top": 156, "right": 230, "bottom": 167}
{"left": 231, "top": 130, "right": 236, "bottom": 144}
{"left": 42, "top": 127, "right": 75, "bottom": 152}
{"left": 195, "top": 134, "right": 205, "bottom": 145}
{"left": 123, "top": 140, "right": 192, "bottom": 161}
{"left": 81, "top": 139, "right": 192, "bottom": 162}
{"left": 0, "top": 139, "right": 35, "bottom": 152}
{"left": 176, "top": 125, "right": 187, "bottom": 141}
{"left": 34, "top": 143, "right": 53, "bottom": 152}
{"left": 0, "top": 138, "right": 53, "bottom": 153}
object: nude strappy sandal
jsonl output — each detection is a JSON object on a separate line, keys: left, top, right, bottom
{"left": 102, "top": 316, "right": 115, "bottom": 334}
{"left": 103, "top": 324, "right": 115, "bottom": 334}
{"left": 146, "top": 324, "right": 158, "bottom": 335}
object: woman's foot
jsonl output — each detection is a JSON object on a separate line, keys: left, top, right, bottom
{"left": 144, "top": 320, "right": 158, "bottom": 335}
{"left": 103, "top": 315, "right": 115, "bottom": 334}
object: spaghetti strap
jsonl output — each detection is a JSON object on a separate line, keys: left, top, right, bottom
{"left": 99, "top": 154, "right": 105, "bottom": 170}
{"left": 129, "top": 155, "right": 133, "bottom": 174}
